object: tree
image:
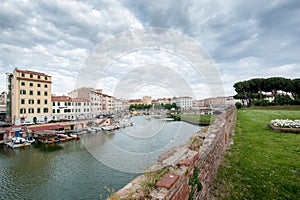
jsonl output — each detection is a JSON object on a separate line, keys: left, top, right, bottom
{"left": 263, "top": 77, "right": 288, "bottom": 105}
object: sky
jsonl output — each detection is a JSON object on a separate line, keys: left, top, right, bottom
{"left": 0, "top": 0, "right": 299, "bottom": 100}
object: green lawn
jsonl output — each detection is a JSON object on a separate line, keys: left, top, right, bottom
{"left": 211, "top": 108, "right": 300, "bottom": 199}
{"left": 172, "top": 114, "right": 214, "bottom": 125}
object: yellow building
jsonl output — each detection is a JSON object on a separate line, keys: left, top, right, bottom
{"left": 10, "top": 69, "right": 52, "bottom": 125}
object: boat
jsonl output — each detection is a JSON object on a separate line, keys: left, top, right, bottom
{"left": 57, "top": 134, "right": 72, "bottom": 140}
{"left": 101, "top": 126, "right": 116, "bottom": 131}
{"left": 26, "top": 137, "right": 36, "bottom": 144}
{"left": 6, "top": 137, "right": 31, "bottom": 149}
{"left": 87, "top": 128, "right": 96, "bottom": 133}
{"left": 69, "top": 134, "right": 80, "bottom": 140}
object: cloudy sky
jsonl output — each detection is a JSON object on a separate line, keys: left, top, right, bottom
{"left": 0, "top": 0, "right": 299, "bottom": 99}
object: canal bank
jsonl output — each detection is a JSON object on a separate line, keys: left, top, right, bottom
{"left": 110, "top": 108, "right": 236, "bottom": 199}
{"left": 0, "top": 115, "right": 201, "bottom": 199}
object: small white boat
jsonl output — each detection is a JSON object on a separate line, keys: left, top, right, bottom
{"left": 101, "top": 126, "right": 115, "bottom": 131}
{"left": 6, "top": 137, "right": 31, "bottom": 149}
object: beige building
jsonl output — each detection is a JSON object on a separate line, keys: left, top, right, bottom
{"left": 142, "top": 96, "right": 152, "bottom": 105}
{"left": 9, "top": 69, "right": 52, "bottom": 125}
{"left": 193, "top": 96, "right": 236, "bottom": 109}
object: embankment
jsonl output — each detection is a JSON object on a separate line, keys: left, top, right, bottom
{"left": 109, "top": 108, "right": 236, "bottom": 199}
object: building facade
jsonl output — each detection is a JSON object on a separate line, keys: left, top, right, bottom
{"left": 171, "top": 96, "right": 193, "bottom": 110}
{"left": 142, "top": 96, "right": 152, "bottom": 105}
{"left": 9, "top": 69, "right": 52, "bottom": 125}
{"left": 51, "top": 95, "right": 91, "bottom": 120}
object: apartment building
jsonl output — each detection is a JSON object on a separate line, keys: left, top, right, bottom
{"left": 69, "top": 87, "right": 106, "bottom": 117}
{"left": 8, "top": 68, "right": 52, "bottom": 125}
{"left": 171, "top": 96, "right": 193, "bottom": 110}
{"left": 51, "top": 95, "right": 91, "bottom": 120}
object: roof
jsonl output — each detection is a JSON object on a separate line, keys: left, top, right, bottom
{"left": 15, "top": 69, "right": 51, "bottom": 77}
{"left": 51, "top": 96, "right": 72, "bottom": 102}
{"left": 72, "top": 98, "right": 90, "bottom": 102}
{"left": 29, "top": 124, "right": 63, "bottom": 132}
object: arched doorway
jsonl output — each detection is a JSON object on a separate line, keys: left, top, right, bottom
{"left": 33, "top": 117, "right": 37, "bottom": 124}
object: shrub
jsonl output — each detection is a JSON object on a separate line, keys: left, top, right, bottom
{"left": 235, "top": 102, "right": 242, "bottom": 109}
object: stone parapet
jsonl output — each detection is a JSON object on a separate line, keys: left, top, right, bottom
{"left": 110, "top": 108, "right": 236, "bottom": 199}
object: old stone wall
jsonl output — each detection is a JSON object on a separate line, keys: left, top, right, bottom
{"left": 110, "top": 108, "right": 236, "bottom": 200}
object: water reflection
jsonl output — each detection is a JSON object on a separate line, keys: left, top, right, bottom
{"left": 0, "top": 116, "right": 201, "bottom": 199}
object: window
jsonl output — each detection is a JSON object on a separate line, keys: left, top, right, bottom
{"left": 44, "top": 99, "right": 48, "bottom": 104}
{"left": 21, "top": 73, "right": 25, "bottom": 77}
{"left": 52, "top": 102, "right": 55, "bottom": 106}
{"left": 37, "top": 83, "right": 41, "bottom": 87}
{"left": 57, "top": 109, "right": 60, "bottom": 113}
{"left": 20, "top": 90, "right": 26, "bottom": 95}
{"left": 43, "top": 108, "right": 48, "bottom": 113}
{"left": 38, "top": 75, "right": 40, "bottom": 79}
{"left": 68, "top": 102, "right": 71, "bottom": 106}
{"left": 44, "top": 91, "right": 48, "bottom": 96}
{"left": 58, "top": 102, "right": 60, "bottom": 106}
{"left": 21, "top": 82, "right": 25, "bottom": 86}
{"left": 53, "top": 109, "right": 55, "bottom": 113}
{"left": 20, "top": 99, "right": 25, "bottom": 104}
{"left": 28, "top": 108, "right": 34, "bottom": 114}
{"left": 30, "top": 74, "right": 33, "bottom": 78}
{"left": 44, "top": 84, "right": 48, "bottom": 88}
{"left": 37, "top": 108, "right": 41, "bottom": 113}
{"left": 29, "top": 90, "right": 33, "bottom": 95}
{"left": 20, "top": 108, "right": 26, "bottom": 114}
{"left": 37, "top": 91, "right": 41, "bottom": 96}
{"left": 29, "top": 83, "right": 33, "bottom": 87}
{"left": 28, "top": 99, "right": 34, "bottom": 104}
{"left": 45, "top": 76, "right": 48, "bottom": 80}
{"left": 37, "top": 99, "right": 41, "bottom": 104}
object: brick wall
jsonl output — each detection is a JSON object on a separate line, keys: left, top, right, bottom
{"left": 110, "top": 108, "right": 236, "bottom": 200}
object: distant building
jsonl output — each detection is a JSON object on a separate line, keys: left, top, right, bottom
{"left": 0, "top": 92, "right": 7, "bottom": 121}
{"left": 0, "top": 91, "right": 7, "bottom": 105}
{"left": 193, "top": 96, "right": 236, "bottom": 109}
{"left": 142, "top": 96, "right": 152, "bottom": 105}
{"left": 102, "top": 93, "right": 114, "bottom": 114}
{"left": 51, "top": 95, "right": 91, "bottom": 120}
{"left": 68, "top": 87, "right": 116, "bottom": 116}
{"left": 129, "top": 99, "right": 143, "bottom": 106}
{"left": 69, "top": 87, "right": 103, "bottom": 117}
{"left": 157, "top": 98, "right": 171, "bottom": 105}
{"left": 171, "top": 96, "right": 193, "bottom": 110}
{"left": 114, "top": 98, "right": 128, "bottom": 112}
{"left": 8, "top": 68, "right": 52, "bottom": 125}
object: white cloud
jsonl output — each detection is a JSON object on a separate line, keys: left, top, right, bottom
{"left": 0, "top": 0, "right": 299, "bottom": 99}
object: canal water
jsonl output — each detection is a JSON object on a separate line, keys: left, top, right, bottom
{"left": 0, "top": 116, "right": 201, "bottom": 199}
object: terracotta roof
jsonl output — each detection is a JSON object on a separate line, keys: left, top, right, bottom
{"left": 72, "top": 98, "right": 90, "bottom": 102}
{"left": 51, "top": 96, "right": 72, "bottom": 102}
{"left": 29, "top": 124, "right": 63, "bottom": 132}
{"left": 15, "top": 69, "right": 51, "bottom": 77}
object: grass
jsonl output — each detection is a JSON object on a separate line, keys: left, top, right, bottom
{"left": 172, "top": 114, "right": 214, "bottom": 125}
{"left": 211, "top": 108, "right": 300, "bottom": 200}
